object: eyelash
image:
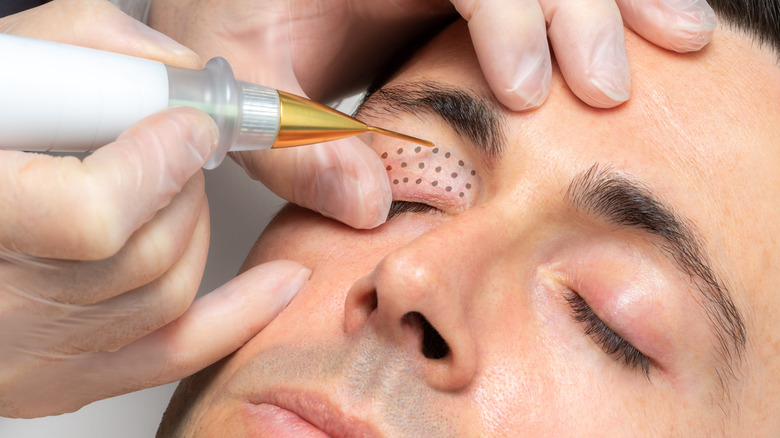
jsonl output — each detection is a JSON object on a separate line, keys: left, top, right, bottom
{"left": 386, "top": 200, "right": 440, "bottom": 220}
{"left": 564, "top": 291, "right": 651, "bottom": 376}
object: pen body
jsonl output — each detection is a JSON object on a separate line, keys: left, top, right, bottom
{"left": 0, "top": 34, "right": 279, "bottom": 168}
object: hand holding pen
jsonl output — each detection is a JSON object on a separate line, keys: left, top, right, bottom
{"left": 0, "top": 0, "right": 314, "bottom": 418}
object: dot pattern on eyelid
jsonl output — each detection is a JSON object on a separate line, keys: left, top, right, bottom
{"left": 377, "top": 145, "right": 479, "bottom": 208}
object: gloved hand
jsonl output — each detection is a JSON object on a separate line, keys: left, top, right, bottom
{"left": 149, "top": 0, "right": 716, "bottom": 229}
{"left": 0, "top": 0, "right": 309, "bottom": 418}
{"left": 451, "top": 0, "right": 718, "bottom": 109}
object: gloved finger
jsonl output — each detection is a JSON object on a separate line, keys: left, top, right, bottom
{"left": 284, "top": 0, "right": 456, "bottom": 102}
{"left": 233, "top": 136, "right": 392, "bottom": 229}
{"left": 616, "top": 0, "right": 717, "bottom": 53}
{"left": 1, "top": 201, "right": 210, "bottom": 359}
{"left": 0, "top": 0, "right": 200, "bottom": 68}
{"left": 2, "top": 260, "right": 309, "bottom": 418}
{"left": 0, "top": 107, "right": 218, "bottom": 260}
{"left": 539, "top": 0, "right": 631, "bottom": 108}
{"left": 226, "top": 34, "right": 392, "bottom": 229}
{"left": 207, "top": 6, "right": 395, "bottom": 229}
{"left": 0, "top": 174, "right": 206, "bottom": 306}
{"left": 450, "top": 0, "right": 551, "bottom": 111}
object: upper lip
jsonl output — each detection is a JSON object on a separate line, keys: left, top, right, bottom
{"left": 248, "top": 388, "right": 382, "bottom": 438}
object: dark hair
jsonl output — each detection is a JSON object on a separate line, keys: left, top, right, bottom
{"left": 709, "top": 0, "right": 780, "bottom": 57}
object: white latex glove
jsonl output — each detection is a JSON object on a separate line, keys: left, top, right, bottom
{"left": 149, "top": 0, "right": 716, "bottom": 230}
{"left": 0, "top": 0, "right": 310, "bottom": 418}
{"left": 452, "top": 0, "right": 717, "bottom": 109}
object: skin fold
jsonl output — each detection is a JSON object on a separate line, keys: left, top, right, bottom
{"left": 158, "top": 19, "right": 779, "bottom": 437}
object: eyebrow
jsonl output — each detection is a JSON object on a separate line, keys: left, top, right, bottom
{"left": 567, "top": 164, "right": 747, "bottom": 380}
{"left": 356, "top": 81, "right": 506, "bottom": 163}
{"left": 358, "top": 80, "right": 747, "bottom": 382}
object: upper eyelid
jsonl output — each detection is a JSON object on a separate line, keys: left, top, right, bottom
{"left": 380, "top": 145, "right": 480, "bottom": 208}
{"left": 564, "top": 291, "right": 651, "bottom": 375}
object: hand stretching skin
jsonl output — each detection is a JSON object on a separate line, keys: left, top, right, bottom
{"left": 0, "top": 0, "right": 309, "bottom": 418}
{"left": 452, "top": 0, "right": 717, "bottom": 109}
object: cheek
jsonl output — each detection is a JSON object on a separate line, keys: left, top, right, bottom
{"left": 245, "top": 204, "right": 438, "bottom": 275}
{"left": 465, "top": 259, "right": 642, "bottom": 434}
{"left": 243, "top": 206, "right": 363, "bottom": 272}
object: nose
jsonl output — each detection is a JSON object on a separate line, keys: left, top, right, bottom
{"left": 345, "top": 214, "right": 493, "bottom": 391}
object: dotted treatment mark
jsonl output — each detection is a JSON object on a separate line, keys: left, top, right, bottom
{"left": 378, "top": 147, "right": 477, "bottom": 196}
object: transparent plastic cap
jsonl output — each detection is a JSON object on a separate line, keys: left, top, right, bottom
{"left": 165, "top": 58, "right": 280, "bottom": 169}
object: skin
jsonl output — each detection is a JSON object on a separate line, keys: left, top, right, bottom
{"left": 159, "top": 20, "right": 780, "bottom": 436}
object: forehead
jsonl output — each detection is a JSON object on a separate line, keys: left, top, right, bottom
{"left": 387, "top": 20, "right": 780, "bottom": 317}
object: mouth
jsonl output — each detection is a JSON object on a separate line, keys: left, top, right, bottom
{"left": 244, "top": 390, "right": 381, "bottom": 438}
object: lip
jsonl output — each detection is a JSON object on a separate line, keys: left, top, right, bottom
{"left": 245, "top": 389, "right": 381, "bottom": 438}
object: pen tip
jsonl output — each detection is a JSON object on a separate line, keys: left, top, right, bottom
{"left": 366, "top": 126, "right": 434, "bottom": 147}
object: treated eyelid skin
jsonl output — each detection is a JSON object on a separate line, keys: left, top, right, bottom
{"left": 378, "top": 144, "right": 480, "bottom": 210}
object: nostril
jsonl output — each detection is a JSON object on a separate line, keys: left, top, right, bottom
{"left": 344, "top": 286, "right": 378, "bottom": 334}
{"left": 403, "top": 311, "right": 450, "bottom": 360}
{"left": 421, "top": 316, "right": 450, "bottom": 360}
{"left": 365, "top": 290, "right": 378, "bottom": 313}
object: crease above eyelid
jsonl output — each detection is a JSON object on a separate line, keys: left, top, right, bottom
{"left": 378, "top": 145, "right": 480, "bottom": 210}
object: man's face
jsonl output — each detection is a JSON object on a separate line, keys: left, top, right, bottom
{"left": 160, "top": 20, "right": 780, "bottom": 436}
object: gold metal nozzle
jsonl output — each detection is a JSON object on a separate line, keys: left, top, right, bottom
{"left": 273, "top": 91, "right": 432, "bottom": 148}
{"left": 367, "top": 126, "right": 434, "bottom": 147}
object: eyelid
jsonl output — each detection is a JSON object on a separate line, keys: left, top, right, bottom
{"left": 564, "top": 290, "right": 652, "bottom": 376}
{"left": 379, "top": 144, "right": 480, "bottom": 212}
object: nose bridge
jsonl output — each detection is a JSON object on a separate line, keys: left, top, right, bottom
{"left": 376, "top": 207, "right": 501, "bottom": 305}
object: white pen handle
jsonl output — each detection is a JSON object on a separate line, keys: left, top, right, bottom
{"left": 0, "top": 33, "right": 169, "bottom": 152}
{"left": 0, "top": 34, "right": 284, "bottom": 169}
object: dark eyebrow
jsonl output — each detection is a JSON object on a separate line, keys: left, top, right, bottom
{"left": 567, "top": 164, "right": 747, "bottom": 383}
{"left": 355, "top": 81, "right": 506, "bottom": 163}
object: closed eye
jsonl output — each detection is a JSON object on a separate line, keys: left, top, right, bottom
{"left": 564, "top": 291, "right": 652, "bottom": 377}
{"left": 386, "top": 201, "right": 440, "bottom": 220}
